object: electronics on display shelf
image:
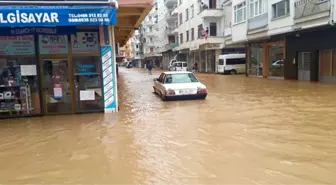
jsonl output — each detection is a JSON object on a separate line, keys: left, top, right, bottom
{"left": 0, "top": 61, "right": 34, "bottom": 115}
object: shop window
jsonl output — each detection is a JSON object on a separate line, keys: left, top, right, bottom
{"left": 272, "top": 0, "right": 290, "bottom": 19}
{"left": 234, "top": 2, "right": 246, "bottom": 24}
{"left": 0, "top": 56, "right": 41, "bottom": 118}
{"left": 73, "top": 56, "right": 103, "bottom": 113}
{"left": 249, "top": 44, "right": 263, "bottom": 76}
{"left": 268, "top": 43, "right": 284, "bottom": 77}
{"left": 0, "top": 36, "right": 41, "bottom": 118}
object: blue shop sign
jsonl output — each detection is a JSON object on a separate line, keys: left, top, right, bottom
{"left": 0, "top": 6, "right": 117, "bottom": 27}
{"left": 0, "top": 26, "right": 77, "bottom": 36}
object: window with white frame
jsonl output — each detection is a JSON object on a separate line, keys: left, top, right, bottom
{"left": 249, "top": 0, "right": 264, "bottom": 18}
{"left": 272, "top": 0, "right": 290, "bottom": 19}
{"left": 234, "top": 2, "right": 246, "bottom": 24}
{"left": 185, "top": 8, "right": 189, "bottom": 21}
{"left": 179, "top": 13, "right": 183, "bottom": 25}
{"left": 191, "top": 5, "right": 194, "bottom": 18}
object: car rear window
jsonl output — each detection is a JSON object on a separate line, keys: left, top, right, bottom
{"left": 165, "top": 73, "right": 199, "bottom": 84}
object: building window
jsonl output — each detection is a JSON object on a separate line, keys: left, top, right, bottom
{"left": 186, "top": 31, "right": 189, "bottom": 42}
{"left": 150, "top": 47, "right": 154, "bottom": 52}
{"left": 185, "top": 8, "right": 189, "bottom": 21}
{"left": 136, "top": 44, "right": 139, "bottom": 49}
{"left": 179, "top": 13, "right": 183, "bottom": 25}
{"left": 234, "top": 2, "right": 246, "bottom": 24}
{"left": 180, "top": 33, "right": 183, "bottom": 43}
{"left": 272, "top": 0, "right": 290, "bottom": 19}
{"left": 191, "top": 28, "right": 195, "bottom": 40}
{"left": 197, "top": 24, "right": 203, "bottom": 39}
{"left": 150, "top": 37, "right": 153, "bottom": 42}
{"left": 209, "top": 22, "right": 217, "bottom": 36}
{"left": 179, "top": 0, "right": 182, "bottom": 5}
{"left": 148, "top": 15, "right": 152, "bottom": 21}
{"left": 191, "top": 5, "right": 194, "bottom": 18}
{"left": 249, "top": 0, "right": 264, "bottom": 18}
{"left": 149, "top": 26, "right": 153, "bottom": 32}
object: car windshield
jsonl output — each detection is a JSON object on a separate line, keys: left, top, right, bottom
{"left": 165, "top": 73, "right": 199, "bottom": 84}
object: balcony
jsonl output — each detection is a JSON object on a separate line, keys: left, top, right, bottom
{"left": 165, "top": 27, "right": 175, "bottom": 35}
{"left": 165, "top": 11, "right": 178, "bottom": 23}
{"left": 199, "top": 5, "right": 224, "bottom": 18}
{"left": 146, "top": 41, "right": 156, "bottom": 47}
{"left": 197, "top": 32, "right": 225, "bottom": 45}
{"left": 143, "top": 20, "right": 155, "bottom": 26}
{"left": 248, "top": 13, "right": 268, "bottom": 31}
{"left": 144, "top": 31, "right": 156, "bottom": 37}
{"left": 164, "top": 0, "right": 177, "bottom": 9}
{"left": 171, "top": 5, "right": 178, "bottom": 16}
{"left": 165, "top": 42, "right": 179, "bottom": 50}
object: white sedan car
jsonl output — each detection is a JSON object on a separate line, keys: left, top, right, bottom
{"left": 153, "top": 71, "right": 207, "bottom": 101}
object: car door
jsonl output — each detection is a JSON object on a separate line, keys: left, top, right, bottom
{"left": 155, "top": 73, "right": 165, "bottom": 93}
{"left": 154, "top": 73, "right": 163, "bottom": 90}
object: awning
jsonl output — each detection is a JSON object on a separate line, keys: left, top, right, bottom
{"left": 0, "top": 5, "right": 117, "bottom": 27}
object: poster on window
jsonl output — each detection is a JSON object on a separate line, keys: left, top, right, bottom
{"left": 39, "top": 35, "right": 68, "bottom": 54}
{"left": 0, "top": 36, "right": 35, "bottom": 55}
{"left": 71, "top": 32, "right": 99, "bottom": 54}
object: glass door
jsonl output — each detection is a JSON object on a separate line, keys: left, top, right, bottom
{"left": 42, "top": 59, "right": 73, "bottom": 114}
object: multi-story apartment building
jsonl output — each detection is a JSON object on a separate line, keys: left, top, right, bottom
{"left": 141, "top": 0, "right": 163, "bottom": 67}
{"left": 130, "top": 30, "right": 145, "bottom": 68}
{"left": 157, "top": 0, "right": 244, "bottom": 72}
{"left": 227, "top": 0, "right": 336, "bottom": 83}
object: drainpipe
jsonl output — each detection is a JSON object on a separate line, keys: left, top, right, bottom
{"left": 330, "top": 0, "right": 335, "bottom": 26}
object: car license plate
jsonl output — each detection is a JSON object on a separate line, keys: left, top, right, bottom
{"left": 179, "top": 90, "right": 190, "bottom": 95}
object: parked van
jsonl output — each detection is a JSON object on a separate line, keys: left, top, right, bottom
{"left": 168, "top": 53, "right": 188, "bottom": 71}
{"left": 170, "top": 61, "right": 188, "bottom": 71}
{"left": 217, "top": 54, "right": 246, "bottom": 75}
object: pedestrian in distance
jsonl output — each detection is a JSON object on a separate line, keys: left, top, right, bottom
{"left": 147, "top": 63, "right": 153, "bottom": 75}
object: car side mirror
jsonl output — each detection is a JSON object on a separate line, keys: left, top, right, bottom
{"left": 153, "top": 78, "right": 159, "bottom": 81}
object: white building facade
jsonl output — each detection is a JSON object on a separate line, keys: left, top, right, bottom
{"left": 130, "top": 30, "right": 144, "bottom": 68}
{"left": 227, "top": 0, "right": 336, "bottom": 83}
{"left": 160, "top": 0, "right": 241, "bottom": 72}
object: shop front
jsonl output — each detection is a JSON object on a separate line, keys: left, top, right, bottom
{"left": 0, "top": 5, "right": 117, "bottom": 118}
{"left": 247, "top": 39, "right": 285, "bottom": 79}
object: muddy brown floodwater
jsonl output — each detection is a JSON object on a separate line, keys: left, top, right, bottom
{"left": 1, "top": 67, "right": 336, "bottom": 184}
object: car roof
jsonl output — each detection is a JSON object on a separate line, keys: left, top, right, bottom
{"left": 163, "top": 71, "right": 193, "bottom": 75}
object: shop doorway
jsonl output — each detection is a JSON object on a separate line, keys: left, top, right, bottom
{"left": 298, "top": 52, "right": 312, "bottom": 81}
{"left": 41, "top": 59, "right": 73, "bottom": 114}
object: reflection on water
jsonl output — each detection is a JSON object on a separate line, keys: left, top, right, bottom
{"left": 1, "top": 68, "right": 336, "bottom": 184}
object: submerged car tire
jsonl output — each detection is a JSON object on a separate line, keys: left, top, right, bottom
{"left": 230, "top": 70, "right": 237, "bottom": 75}
{"left": 160, "top": 92, "right": 167, "bottom": 101}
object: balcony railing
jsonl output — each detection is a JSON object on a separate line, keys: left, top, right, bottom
{"left": 197, "top": 31, "right": 224, "bottom": 39}
{"left": 164, "top": 0, "right": 177, "bottom": 8}
{"left": 198, "top": 4, "right": 224, "bottom": 18}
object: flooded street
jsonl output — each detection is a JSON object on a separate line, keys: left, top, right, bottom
{"left": 1, "top": 67, "right": 336, "bottom": 184}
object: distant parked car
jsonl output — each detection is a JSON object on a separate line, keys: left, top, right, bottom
{"left": 153, "top": 71, "right": 207, "bottom": 101}
{"left": 272, "top": 60, "right": 284, "bottom": 68}
{"left": 126, "top": 62, "right": 132, "bottom": 68}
